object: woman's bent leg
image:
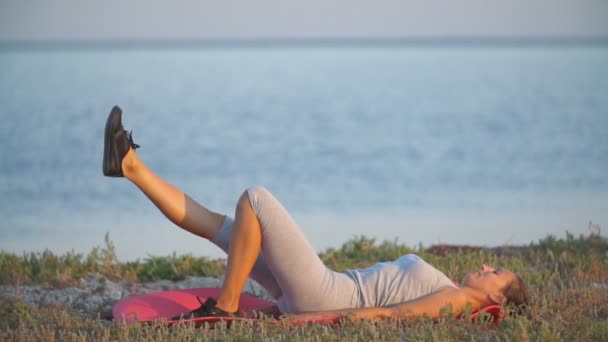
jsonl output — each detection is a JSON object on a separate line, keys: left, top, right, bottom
{"left": 239, "top": 187, "right": 358, "bottom": 314}
{"left": 214, "top": 191, "right": 264, "bottom": 312}
{"left": 211, "top": 217, "right": 282, "bottom": 299}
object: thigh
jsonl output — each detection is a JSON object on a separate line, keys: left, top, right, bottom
{"left": 247, "top": 187, "right": 357, "bottom": 313}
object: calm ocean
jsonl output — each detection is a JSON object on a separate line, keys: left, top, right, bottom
{"left": 1, "top": 44, "right": 607, "bottom": 260}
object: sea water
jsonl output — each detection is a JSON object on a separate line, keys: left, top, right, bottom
{"left": 1, "top": 44, "right": 607, "bottom": 260}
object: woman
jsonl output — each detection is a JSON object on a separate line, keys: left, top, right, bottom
{"left": 103, "top": 106, "right": 528, "bottom": 321}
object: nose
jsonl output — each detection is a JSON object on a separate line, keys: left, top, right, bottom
{"left": 481, "top": 264, "right": 494, "bottom": 272}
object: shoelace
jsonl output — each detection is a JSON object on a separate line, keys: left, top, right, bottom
{"left": 194, "top": 296, "right": 206, "bottom": 308}
{"left": 187, "top": 297, "right": 209, "bottom": 315}
{"left": 125, "top": 130, "right": 140, "bottom": 149}
{"left": 171, "top": 296, "right": 207, "bottom": 320}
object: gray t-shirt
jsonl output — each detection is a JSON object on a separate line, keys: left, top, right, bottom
{"left": 345, "top": 254, "right": 457, "bottom": 308}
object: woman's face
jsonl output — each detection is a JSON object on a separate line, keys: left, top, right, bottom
{"left": 461, "top": 264, "right": 517, "bottom": 295}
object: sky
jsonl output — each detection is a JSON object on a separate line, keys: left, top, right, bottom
{"left": 1, "top": 0, "right": 608, "bottom": 41}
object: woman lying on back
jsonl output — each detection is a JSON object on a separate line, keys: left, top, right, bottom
{"left": 102, "top": 106, "right": 529, "bottom": 320}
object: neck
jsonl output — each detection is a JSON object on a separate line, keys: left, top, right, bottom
{"left": 459, "top": 286, "right": 494, "bottom": 309}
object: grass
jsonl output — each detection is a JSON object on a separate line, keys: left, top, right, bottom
{"left": 1, "top": 231, "right": 607, "bottom": 341}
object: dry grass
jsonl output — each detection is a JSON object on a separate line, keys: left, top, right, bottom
{"left": 1, "top": 231, "right": 607, "bottom": 341}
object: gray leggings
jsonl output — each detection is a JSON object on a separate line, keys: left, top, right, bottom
{"left": 211, "top": 187, "right": 359, "bottom": 314}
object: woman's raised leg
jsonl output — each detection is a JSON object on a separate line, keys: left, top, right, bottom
{"left": 103, "top": 106, "right": 282, "bottom": 301}
{"left": 121, "top": 148, "right": 226, "bottom": 240}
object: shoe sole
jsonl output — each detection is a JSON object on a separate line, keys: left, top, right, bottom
{"left": 102, "top": 106, "right": 123, "bottom": 177}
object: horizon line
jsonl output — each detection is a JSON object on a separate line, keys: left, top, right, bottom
{"left": 2, "top": 36, "right": 608, "bottom": 50}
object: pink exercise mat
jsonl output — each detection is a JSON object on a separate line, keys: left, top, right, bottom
{"left": 113, "top": 287, "right": 504, "bottom": 326}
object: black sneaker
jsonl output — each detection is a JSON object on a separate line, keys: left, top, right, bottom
{"left": 102, "top": 106, "right": 140, "bottom": 177}
{"left": 171, "top": 297, "right": 240, "bottom": 320}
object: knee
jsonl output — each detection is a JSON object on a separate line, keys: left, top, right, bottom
{"left": 241, "top": 186, "right": 269, "bottom": 214}
{"left": 245, "top": 186, "right": 268, "bottom": 199}
{"left": 237, "top": 190, "right": 251, "bottom": 210}
{"left": 235, "top": 187, "right": 266, "bottom": 228}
